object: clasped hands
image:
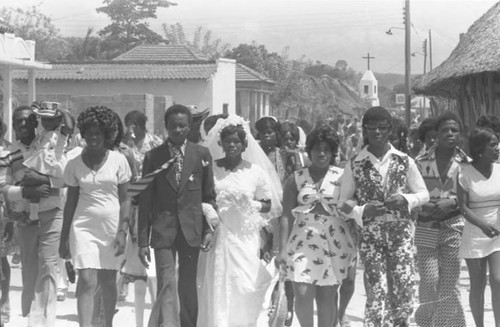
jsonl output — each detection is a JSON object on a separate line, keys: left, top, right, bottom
{"left": 419, "top": 198, "right": 458, "bottom": 222}
{"left": 363, "top": 195, "right": 408, "bottom": 217}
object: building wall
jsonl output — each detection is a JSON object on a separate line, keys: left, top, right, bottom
{"left": 210, "top": 58, "right": 236, "bottom": 115}
{"left": 15, "top": 79, "right": 213, "bottom": 110}
{"left": 17, "top": 93, "right": 157, "bottom": 133}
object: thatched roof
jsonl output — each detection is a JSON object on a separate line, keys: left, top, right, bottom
{"left": 0, "top": 20, "right": 14, "bottom": 34}
{"left": 413, "top": 1, "right": 500, "bottom": 97}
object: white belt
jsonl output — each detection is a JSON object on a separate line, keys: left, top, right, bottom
{"left": 372, "top": 213, "right": 399, "bottom": 223}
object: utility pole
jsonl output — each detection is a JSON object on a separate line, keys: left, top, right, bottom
{"left": 404, "top": 0, "right": 411, "bottom": 128}
{"left": 422, "top": 39, "right": 427, "bottom": 74}
{"left": 428, "top": 29, "right": 433, "bottom": 70}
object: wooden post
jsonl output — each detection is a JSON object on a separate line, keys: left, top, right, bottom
{"left": 487, "top": 72, "right": 494, "bottom": 115}
{"left": 404, "top": 0, "right": 412, "bottom": 128}
{"left": 428, "top": 29, "right": 433, "bottom": 70}
{"left": 28, "top": 69, "right": 36, "bottom": 104}
{"left": 2, "top": 65, "right": 13, "bottom": 142}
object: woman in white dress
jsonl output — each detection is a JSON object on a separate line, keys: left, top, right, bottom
{"left": 59, "top": 106, "right": 131, "bottom": 327}
{"left": 197, "top": 118, "right": 281, "bottom": 327}
{"left": 458, "top": 127, "right": 500, "bottom": 327}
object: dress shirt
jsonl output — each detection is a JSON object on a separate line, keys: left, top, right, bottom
{"left": 339, "top": 144, "right": 429, "bottom": 227}
{"left": 1, "top": 139, "right": 66, "bottom": 212}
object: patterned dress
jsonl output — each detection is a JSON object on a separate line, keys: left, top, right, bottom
{"left": 286, "top": 166, "right": 356, "bottom": 286}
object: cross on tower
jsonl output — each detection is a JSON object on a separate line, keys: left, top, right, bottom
{"left": 362, "top": 52, "right": 375, "bottom": 70}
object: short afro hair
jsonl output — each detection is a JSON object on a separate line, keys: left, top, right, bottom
{"left": 124, "top": 110, "right": 147, "bottom": 129}
{"left": 254, "top": 116, "right": 281, "bottom": 146}
{"left": 418, "top": 117, "right": 437, "bottom": 143}
{"left": 107, "top": 111, "right": 124, "bottom": 149}
{"left": 219, "top": 124, "right": 247, "bottom": 149}
{"left": 305, "top": 125, "right": 340, "bottom": 165}
{"left": 362, "top": 106, "right": 392, "bottom": 127}
{"left": 469, "top": 127, "right": 497, "bottom": 162}
{"left": 77, "top": 106, "right": 119, "bottom": 145}
{"left": 435, "top": 111, "right": 463, "bottom": 132}
{"left": 476, "top": 115, "right": 500, "bottom": 134}
{"left": 389, "top": 117, "right": 409, "bottom": 153}
{"left": 164, "top": 104, "right": 192, "bottom": 128}
{"left": 280, "top": 121, "right": 300, "bottom": 143}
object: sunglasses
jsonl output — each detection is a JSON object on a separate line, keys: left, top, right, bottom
{"left": 364, "top": 125, "right": 390, "bottom": 132}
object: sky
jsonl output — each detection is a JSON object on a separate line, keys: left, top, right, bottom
{"left": 2, "top": 0, "right": 498, "bottom": 74}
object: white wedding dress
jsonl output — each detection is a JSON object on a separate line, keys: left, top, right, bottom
{"left": 197, "top": 160, "right": 274, "bottom": 327}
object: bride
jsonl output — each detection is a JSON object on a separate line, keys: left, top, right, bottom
{"left": 197, "top": 116, "right": 283, "bottom": 327}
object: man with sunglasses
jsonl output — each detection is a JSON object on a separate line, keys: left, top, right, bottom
{"left": 339, "top": 106, "right": 429, "bottom": 327}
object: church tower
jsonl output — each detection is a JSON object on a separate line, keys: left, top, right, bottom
{"left": 360, "top": 53, "right": 380, "bottom": 107}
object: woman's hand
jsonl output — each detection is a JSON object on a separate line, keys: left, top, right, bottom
{"left": 59, "top": 238, "right": 71, "bottom": 260}
{"left": 138, "top": 246, "right": 150, "bottom": 268}
{"left": 114, "top": 231, "right": 126, "bottom": 256}
{"left": 479, "top": 222, "right": 500, "bottom": 238}
{"left": 201, "top": 231, "right": 214, "bottom": 252}
{"left": 274, "top": 249, "right": 287, "bottom": 269}
{"left": 433, "top": 198, "right": 458, "bottom": 219}
{"left": 362, "top": 201, "right": 386, "bottom": 217}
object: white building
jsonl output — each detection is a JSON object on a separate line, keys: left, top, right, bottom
{"left": 360, "top": 70, "right": 379, "bottom": 107}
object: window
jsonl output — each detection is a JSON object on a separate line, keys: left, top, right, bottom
{"left": 364, "top": 85, "right": 369, "bottom": 94}
{"left": 374, "top": 85, "right": 377, "bottom": 94}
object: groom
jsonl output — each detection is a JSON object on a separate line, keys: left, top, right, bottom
{"left": 138, "top": 104, "right": 216, "bottom": 327}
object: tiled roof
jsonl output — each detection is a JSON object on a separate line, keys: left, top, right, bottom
{"left": 114, "top": 44, "right": 275, "bottom": 84}
{"left": 11, "top": 44, "right": 275, "bottom": 84}
{"left": 113, "top": 44, "right": 211, "bottom": 62}
{"left": 236, "top": 63, "right": 275, "bottom": 84}
{"left": 12, "top": 63, "right": 217, "bottom": 80}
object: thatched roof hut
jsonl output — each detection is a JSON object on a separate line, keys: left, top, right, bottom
{"left": 413, "top": 1, "right": 500, "bottom": 125}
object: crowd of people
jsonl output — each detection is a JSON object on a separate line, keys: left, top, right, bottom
{"left": 0, "top": 101, "right": 499, "bottom": 327}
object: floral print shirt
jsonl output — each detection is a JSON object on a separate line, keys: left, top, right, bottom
{"left": 339, "top": 145, "right": 429, "bottom": 227}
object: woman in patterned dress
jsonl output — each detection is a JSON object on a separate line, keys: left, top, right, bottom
{"left": 277, "top": 125, "right": 357, "bottom": 327}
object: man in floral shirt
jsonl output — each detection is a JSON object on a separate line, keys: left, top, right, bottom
{"left": 339, "top": 106, "right": 429, "bottom": 327}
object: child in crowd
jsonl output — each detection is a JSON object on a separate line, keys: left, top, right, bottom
{"left": 23, "top": 101, "right": 73, "bottom": 221}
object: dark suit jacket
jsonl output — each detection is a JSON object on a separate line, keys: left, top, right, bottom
{"left": 138, "top": 141, "right": 216, "bottom": 249}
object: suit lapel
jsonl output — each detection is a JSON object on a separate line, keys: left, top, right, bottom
{"left": 155, "top": 143, "right": 177, "bottom": 191}
{"left": 178, "top": 142, "right": 195, "bottom": 192}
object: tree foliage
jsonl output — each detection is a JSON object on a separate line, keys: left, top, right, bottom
{"left": 63, "top": 28, "right": 105, "bottom": 61}
{"left": 303, "top": 62, "right": 361, "bottom": 89}
{"left": 162, "top": 23, "right": 230, "bottom": 59}
{"left": 0, "top": 6, "right": 70, "bottom": 61}
{"left": 96, "top": 0, "right": 176, "bottom": 58}
{"left": 225, "top": 42, "right": 365, "bottom": 121}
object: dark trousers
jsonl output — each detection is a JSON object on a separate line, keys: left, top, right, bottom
{"left": 152, "top": 231, "right": 199, "bottom": 327}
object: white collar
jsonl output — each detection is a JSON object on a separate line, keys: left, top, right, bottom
{"left": 354, "top": 144, "right": 406, "bottom": 162}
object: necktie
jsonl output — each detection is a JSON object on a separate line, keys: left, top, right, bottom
{"left": 173, "top": 146, "right": 183, "bottom": 185}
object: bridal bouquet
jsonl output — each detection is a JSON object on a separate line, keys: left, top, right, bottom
{"left": 217, "top": 190, "right": 268, "bottom": 231}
